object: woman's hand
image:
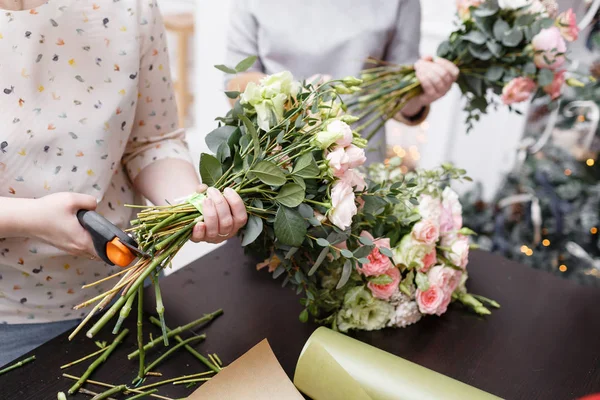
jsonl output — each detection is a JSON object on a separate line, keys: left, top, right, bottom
{"left": 27, "top": 193, "right": 99, "bottom": 258}
{"left": 191, "top": 185, "right": 247, "bottom": 244}
{"left": 401, "top": 56, "right": 459, "bottom": 118}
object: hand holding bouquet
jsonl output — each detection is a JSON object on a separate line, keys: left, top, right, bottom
{"left": 70, "top": 60, "right": 369, "bottom": 340}
{"left": 351, "top": 0, "right": 583, "bottom": 135}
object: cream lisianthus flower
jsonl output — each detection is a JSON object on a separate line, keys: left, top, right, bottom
{"left": 336, "top": 286, "right": 395, "bottom": 332}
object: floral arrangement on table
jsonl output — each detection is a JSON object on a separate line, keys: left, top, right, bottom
{"left": 249, "top": 159, "right": 499, "bottom": 332}
{"left": 350, "top": 0, "right": 583, "bottom": 136}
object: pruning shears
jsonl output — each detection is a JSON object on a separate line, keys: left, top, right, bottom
{"left": 77, "top": 210, "right": 150, "bottom": 267}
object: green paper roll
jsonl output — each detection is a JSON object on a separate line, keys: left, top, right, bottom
{"left": 294, "top": 327, "right": 502, "bottom": 400}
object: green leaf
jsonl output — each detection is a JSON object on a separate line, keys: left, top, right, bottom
{"left": 274, "top": 206, "right": 306, "bottom": 247}
{"left": 464, "top": 75, "right": 483, "bottom": 97}
{"left": 362, "top": 195, "right": 388, "bottom": 215}
{"left": 216, "top": 141, "right": 231, "bottom": 162}
{"left": 538, "top": 69, "right": 554, "bottom": 87}
{"left": 486, "top": 40, "right": 503, "bottom": 58}
{"left": 369, "top": 274, "right": 393, "bottom": 285}
{"left": 540, "top": 18, "right": 554, "bottom": 29}
{"left": 241, "top": 215, "right": 263, "bottom": 246}
{"left": 234, "top": 55, "right": 258, "bottom": 73}
{"left": 214, "top": 64, "right": 237, "bottom": 74}
{"left": 462, "top": 30, "right": 487, "bottom": 45}
{"left": 316, "top": 238, "right": 330, "bottom": 247}
{"left": 353, "top": 245, "right": 373, "bottom": 259}
{"left": 340, "top": 249, "right": 353, "bottom": 259}
{"left": 251, "top": 161, "right": 287, "bottom": 187}
{"left": 468, "top": 44, "right": 492, "bottom": 61}
{"left": 415, "top": 271, "right": 430, "bottom": 291}
{"left": 515, "top": 13, "right": 536, "bottom": 26}
{"left": 292, "top": 153, "right": 320, "bottom": 178}
{"left": 299, "top": 309, "right": 309, "bottom": 323}
{"left": 308, "top": 247, "right": 329, "bottom": 276}
{"left": 286, "top": 247, "right": 298, "bottom": 259}
{"left": 336, "top": 260, "right": 352, "bottom": 290}
{"left": 379, "top": 247, "right": 394, "bottom": 258}
{"left": 436, "top": 40, "right": 451, "bottom": 57}
{"left": 298, "top": 203, "right": 314, "bottom": 219}
{"left": 199, "top": 153, "right": 222, "bottom": 186}
{"left": 225, "top": 91, "right": 241, "bottom": 99}
{"left": 358, "top": 236, "right": 373, "bottom": 246}
{"left": 502, "top": 28, "right": 523, "bottom": 47}
{"left": 292, "top": 176, "right": 306, "bottom": 190}
{"left": 239, "top": 115, "right": 260, "bottom": 160}
{"left": 485, "top": 65, "right": 504, "bottom": 81}
{"left": 357, "top": 258, "right": 370, "bottom": 265}
{"left": 523, "top": 62, "right": 537, "bottom": 76}
{"left": 493, "top": 19, "right": 510, "bottom": 41}
{"left": 275, "top": 183, "right": 305, "bottom": 207}
{"left": 206, "top": 125, "right": 236, "bottom": 154}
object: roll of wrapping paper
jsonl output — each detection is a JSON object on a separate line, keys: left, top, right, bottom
{"left": 293, "top": 327, "right": 502, "bottom": 400}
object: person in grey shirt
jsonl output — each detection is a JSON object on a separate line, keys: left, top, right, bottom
{"left": 224, "top": 0, "right": 459, "bottom": 163}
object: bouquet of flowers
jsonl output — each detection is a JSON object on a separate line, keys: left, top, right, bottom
{"left": 350, "top": 0, "right": 582, "bottom": 136}
{"left": 249, "top": 159, "right": 498, "bottom": 332}
{"left": 70, "top": 60, "right": 369, "bottom": 341}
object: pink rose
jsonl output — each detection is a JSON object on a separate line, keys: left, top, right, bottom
{"left": 367, "top": 267, "right": 401, "bottom": 300}
{"left": 556, "top": 8, "right": 579, "bottom": 42}
{"left": 501, "top": 77, "right": 537, "bottom": 105}
{"left": 345, "top": 145, "right": 366, "bottom": 169}
{"left": 440, "top": 187, "right": 463, "bottom": 235}
{"left": 412, "top": 219, "right": 440, "bottom": 246}
{"left": 416, "top": 285, "right": 448, "bottom": 315}
{"left": 358, "top": 231, "right": 392, "bottom": 277}
{"left": 421, "top": 248, "right": 437, "bottom": 273}
{"left": 428, "top": 265, "right": 462, "bottom": 294}
{"left": 442, "top": 234, "right": 470, "bottom": 269}
{"left": 326, "top": 147, "right": 350, "bottom": 177}
{"left": 329, "top": 181, "right": 357, "bottom": 230}
{"left": 456, "top": 0, "right": 483, "bottom": 21}
{"left": 543, "top": 70, "right": 565, "bottom": 100}
{"left": 532, "top": 27, "right": 566, "bottom": 70}
{"left": 341, "top": 169, "right": 366, "bottom": 192}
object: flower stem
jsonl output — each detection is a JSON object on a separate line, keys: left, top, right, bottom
{"left": 127, "top": 309, "right": 222, "bottom": 359}
{"left": 154, "top": 222, "right": 195, "bottom": 252}
{"left": 151, "top": 274, "right": 169, "bottom": 346}
{"left": 135, "top": 371, "right": 215, "bottom": 392}
{"left": 144, "top": 336, "right": 205, "bottom": 374}
{"left": 0, "top": 355, "right": 35, "bottom": 376}
{"left": 63, "top": 374, "right": 174, "bottom": 400}
{"left": 125, "top": 389, "right": 158, "bottom": 400}
{"left": 68, "top": 329, "right": 129, "bottom": 394}
{"left": 172, "top": 378, "right": 211, "bottom": 385}
{"left": 60, "top": 347, "right": 109, "bottom": 370}
{"left": 113, "top": 290, "right": 136, "bottom": 334}
{"left": 90, "top": 385, "right": 127, "bottom": 400}
{"left": 137, "top": 286, "right": 145, "bottom": 381}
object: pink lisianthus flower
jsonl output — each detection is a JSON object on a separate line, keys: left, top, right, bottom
{"left": 556, "top": 8, "right": 579, "bottom": 42}
{"left": 532, "top": 27, "right": 566, "bottom": 70}
{"left": 501, "top": 77, "right": 537, "bottom": 105}
{"left": 357, "top": 231, "right": 392, "bottom": 277}
{"left": 543, "top": 70, "right": 565, "bottom": 100}
{"left": 329, "top": 181, "right": 357, "bottom": 230}
{"left": 326, "top": 146, "right": 350, "bottom": 177}
{"left": 367, "top": 267, "right": 401, "bottom": 300}
{"left": 345, "top": 145, "right": 366, "bottom": 169}
{"left": 412, "top": 219, "right": 440, "bottom": 246}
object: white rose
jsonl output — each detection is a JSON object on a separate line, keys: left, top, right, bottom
{"left": 441, "top": 234, "right": 470, "bottom": 269}
{"left": 498, "top": 0, "right": 548, "bottom": 15}
{"left": 418, "top": 195, "right": 442, "bottom": 228}
{"left": 329, "top": 181, "right": 357, "bottom": 230}
{"left": 260, "top": 71, "right": 300, "bottom": 99}
{"left": 498, "top": 0, "right": 530, "bottom": 9}
{"left": 240, "top": 82, "right": 263, "bottom": 106}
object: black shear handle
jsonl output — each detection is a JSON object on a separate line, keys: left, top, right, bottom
{"left": 77, "top": 210, "right": 138, "bottom": 266}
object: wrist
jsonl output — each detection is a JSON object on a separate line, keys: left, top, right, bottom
{"left": 400, "top": 97, "right": 426, "bottom": 118}
{"left": 0, "top": 197, "right": 39, "bottom": 238}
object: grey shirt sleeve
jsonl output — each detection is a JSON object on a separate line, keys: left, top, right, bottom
{"left": 384, "top": 0, "right": 422, "bottom": 65}
{"left": 224, "top": 0, "right": 265, "bottom": 86}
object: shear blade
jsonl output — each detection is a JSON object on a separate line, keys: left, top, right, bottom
{"left": 121, "top": 240, "right": 151, "bottom": 258}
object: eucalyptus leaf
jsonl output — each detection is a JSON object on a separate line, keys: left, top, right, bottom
{"left": 216, "top": 141, "right": 231, "bottom": 162}
{"left": 538, "top": 69, "right": 554, "bottom": 87}
{"left": 214, "top": 64, "right": 237, "bottom": 74}
{"left": 234, "top": 55, "right": 258, "bottom": 73}
{"left": 493, "top": 19, "right": 510, "bottom": 41}
{"left": 340, "top": 249, "right": 353, "bottom": 259}
{"left": 437, "top": 40, "right": 451, "bottom": 57}
{"left": 522, "top": 62, "right": 537, "bottom": 76}
{"left": 502, "top": 28, "right": 523, "bottom": 47}
{"left": 358, "top": 235, "right": 373, "bottom": 246}
{"left": 251, "top": 161, "right": 287, "bottom": 186}
{"left": 316, "top": 238, "right": 330, "bottom": 247}
{"left": 362, "top": 195, "right": 388, "bottom": 215}
{"left": 473, "top": 6, "right": 498, "bottom": 17}
{"left": 485, "top": 65, "right": 504, "bottom": 81}
{"left": 298, "top": 203, "right": 314, "bottom": 219}
{"left": 272, "top": 265, "right": 286, "bottom": 279}
{"left": 462, "top": 30, "right": 487, "bottom": 45}
{"left": 468, "top": 44, "right": 492, "bottom": 61}
{"left": 199, "top": 153, "right": 222, "bottom": 186}
{"left": 379, "top": 247, "right": 394, "bottom": 258}
{"left": 206, "top": 125, "right": 236, "bottom": 153}
{"left": 275, "top": 183, "right": 305, "bottom": 207}
{"left": 308, "top": 247, "right": 329, "bottom": 276}
{"left": 274, "top": 206, "right": 306, "bottom": 247}
{"left": 241, "top": 215, "right": 263, "bottom": 246}
{"left": 353, "top": 245, "right": 373, "bottom": 259}
{"left": 335, "top": 260, "right": 352, "bottom": 290}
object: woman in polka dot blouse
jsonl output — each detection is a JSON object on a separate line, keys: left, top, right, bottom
{"left": 0, "top": 0, "right": 247, "bottom": 365}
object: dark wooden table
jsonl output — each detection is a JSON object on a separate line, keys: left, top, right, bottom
{"left": 2, "top": 239, "right": 600, "bottom": 400}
